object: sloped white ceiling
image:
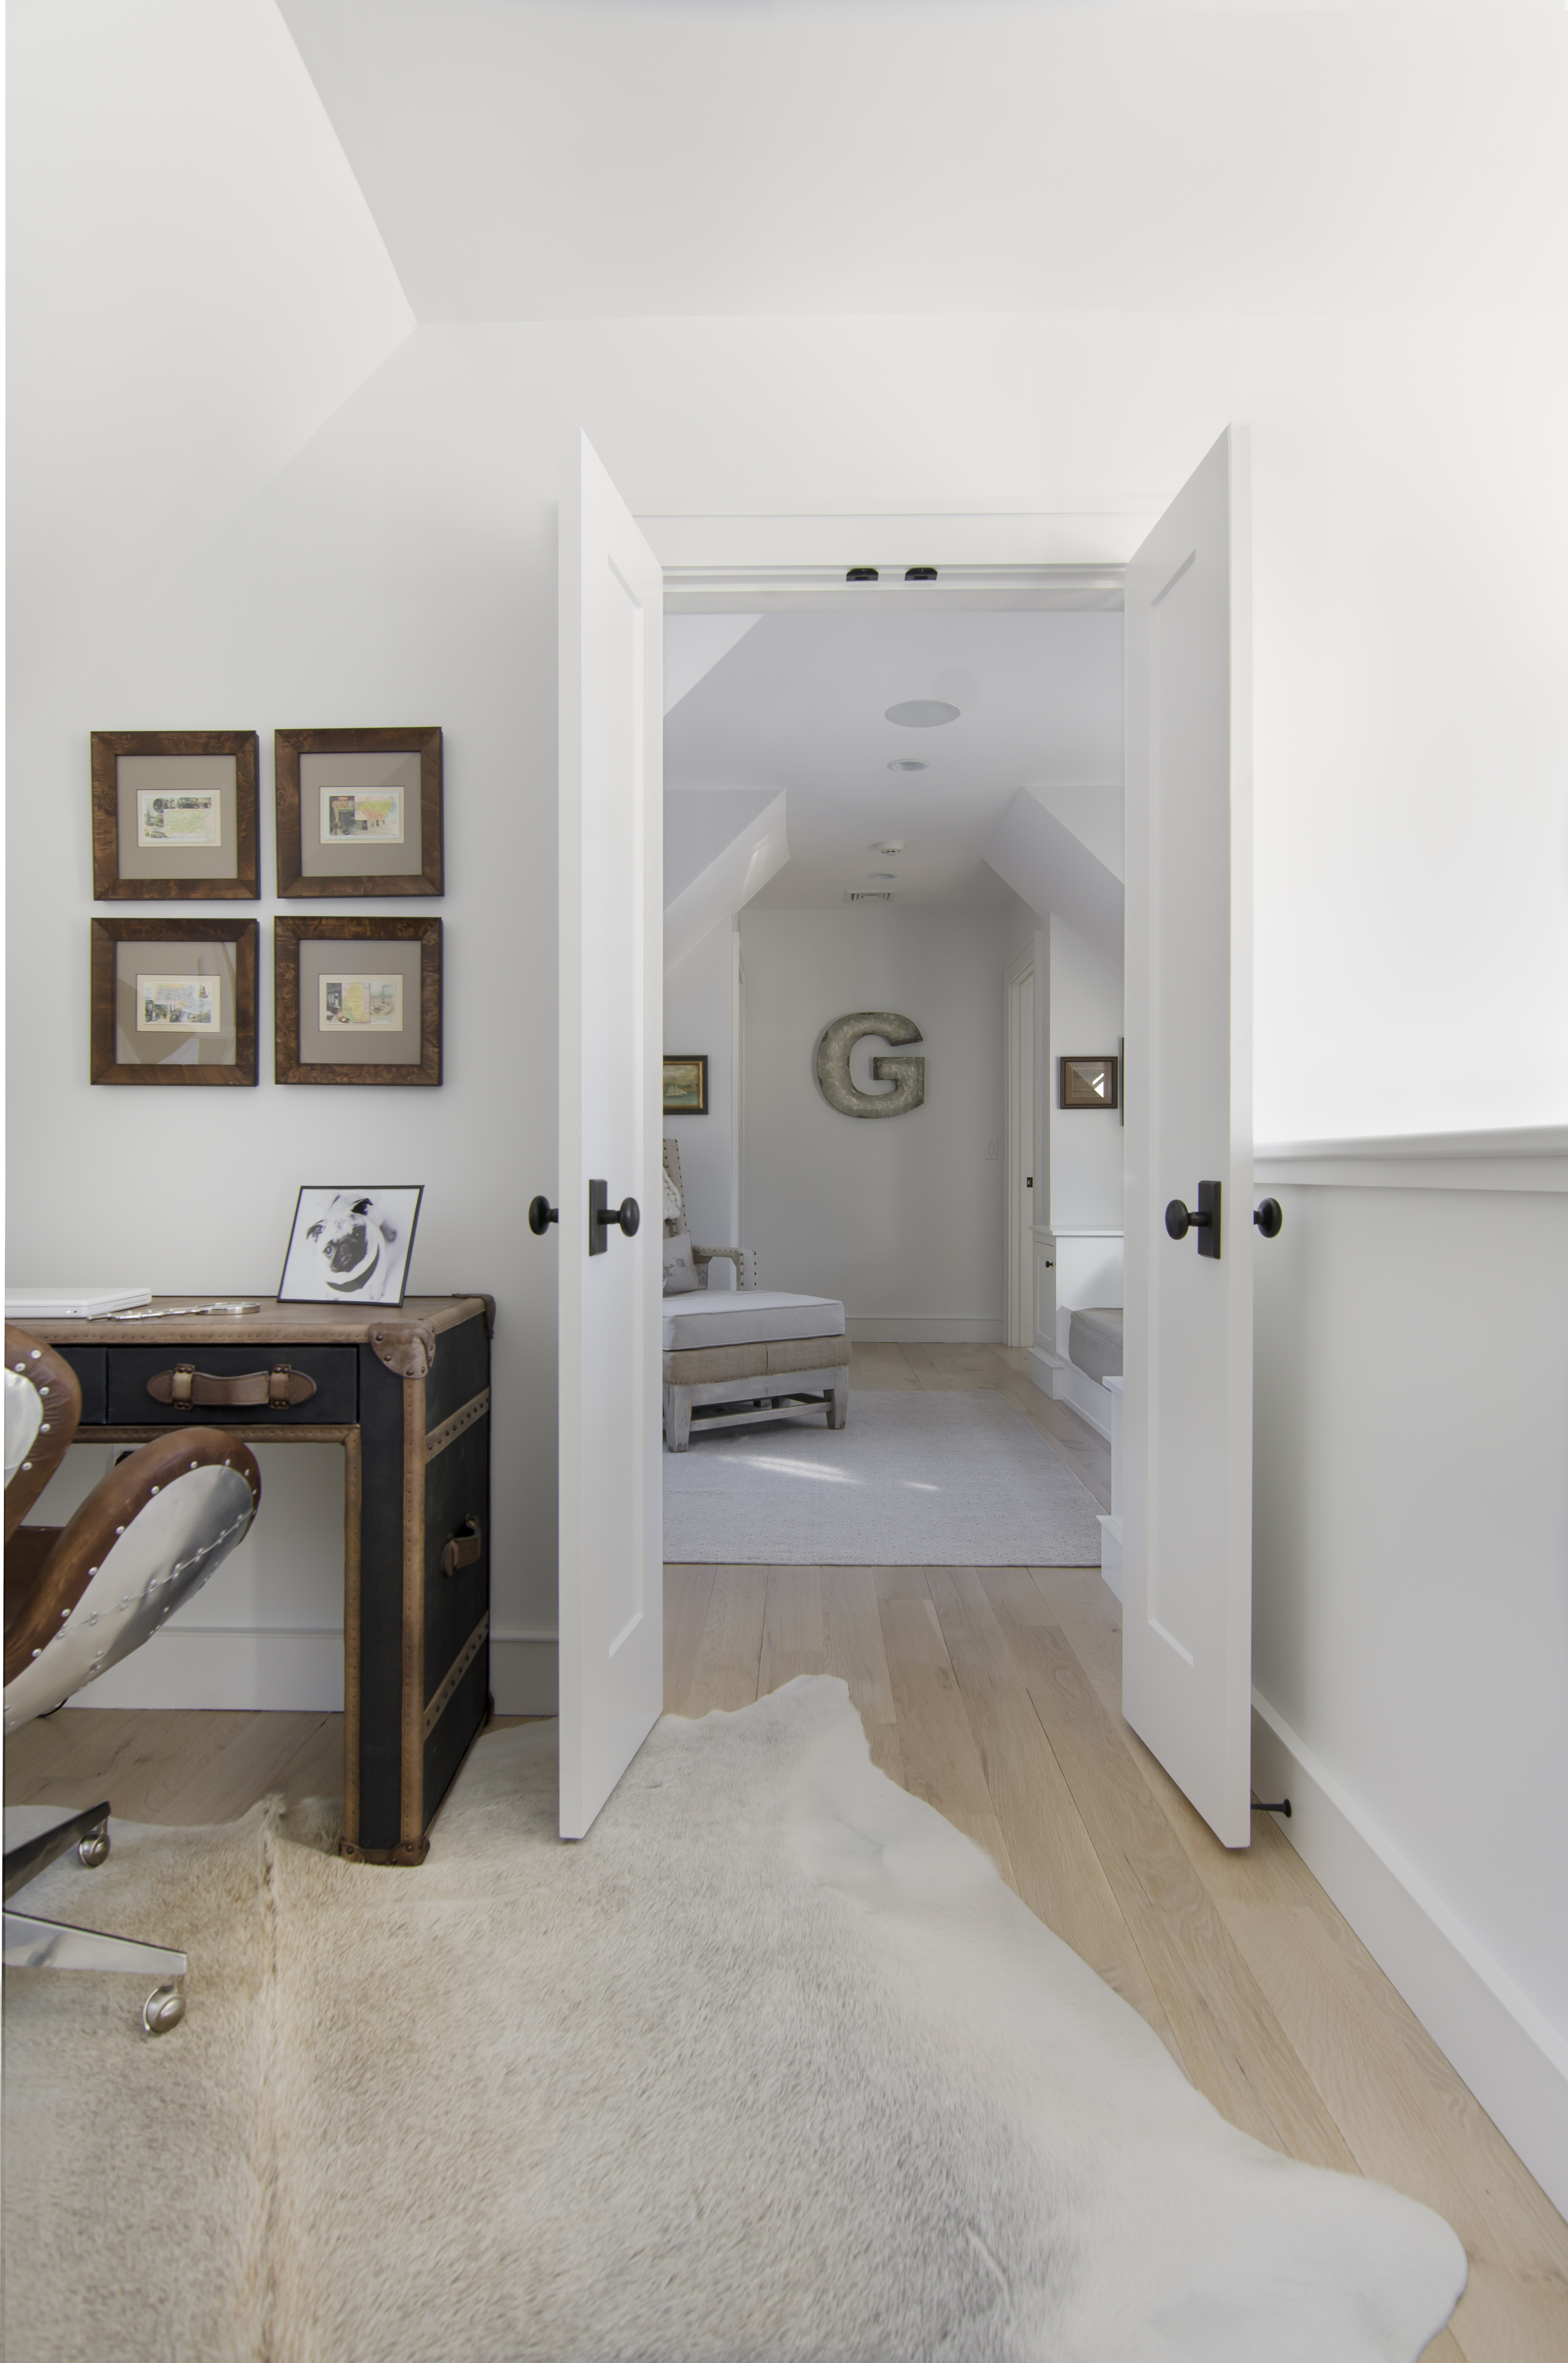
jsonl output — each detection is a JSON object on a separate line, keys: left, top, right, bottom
{"left": 278, "top": 0, "right": 1565, "bottom": 321}
{"left": 10, "top": 0, "right": 413, "bottom": 675}
{"left": 664, "top": 607, "right": 1122, "bottom": 911}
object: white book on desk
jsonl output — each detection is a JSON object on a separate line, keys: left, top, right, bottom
{"left": 5, "top": 1286, "right": 152, "bottom": 1320}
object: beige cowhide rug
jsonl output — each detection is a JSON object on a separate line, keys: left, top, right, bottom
{"left": 4, "top": 1677, "right": 1463, "bottom": 2362}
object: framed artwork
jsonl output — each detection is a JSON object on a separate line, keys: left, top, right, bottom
{"left": 274, "top": 727, "right": 443, "bottom": 897}
{"left": 278, "top": 1186, "right": 424, "bottom": 1307}
{"left": 90, "top": 917, "right": 258, "bottom": 1085}
{"left": 662, "top": 1055, "right": 708, "bottom": 1114}
{"left": 1060, "top": 1055, "right": 1119, "bottom": 1111}
{"left": 274, "top": 917, "right": 442, "bottom": 1086}
{"left": 91, "top": 730, "right": 259, "bottom": 899}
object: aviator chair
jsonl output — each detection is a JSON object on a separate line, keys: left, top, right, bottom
{"left": 3, "top": 1326, "right": 262, "bottom": 2033}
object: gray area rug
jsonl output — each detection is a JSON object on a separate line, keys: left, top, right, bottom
{"left": 3, "top": 1681, "right": 1463, "bottom": 2362}
{"left": 664, "top": 1387, "right": 1105, "bottom": 1565}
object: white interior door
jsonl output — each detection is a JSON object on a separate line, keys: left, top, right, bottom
{"left": 1122, "top": 426, "right": 1254, "bottom": 1848}
{"left": 556, "top": 432, "right": 664, "bottom": 1840}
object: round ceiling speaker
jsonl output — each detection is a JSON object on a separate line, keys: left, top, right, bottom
{"left": 886, "top": 759, "right": 927, "bottom": 772}
{"left": 885, "top": 700, "right": 960, "bottom": 728}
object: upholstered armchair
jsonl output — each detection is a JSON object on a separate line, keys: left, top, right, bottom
{"left": 661, "top": 1139, "right": 757, "bottom": 1290}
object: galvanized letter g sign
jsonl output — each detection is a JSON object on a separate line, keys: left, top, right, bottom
{"left": 815, "top": 1013, "right": 926, "bottom": 1118}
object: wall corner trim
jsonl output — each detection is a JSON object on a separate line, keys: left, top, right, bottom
{"left": 1252, "top": 1689, "right": 1568, "bottom": 2217}
{"left": 1255, "top": 1126, "right": 1568, "bottom": 1193}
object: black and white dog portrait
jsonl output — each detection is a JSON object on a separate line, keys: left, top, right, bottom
{"left": 278, "top": 1186, "right": 423, "bottom": 1306}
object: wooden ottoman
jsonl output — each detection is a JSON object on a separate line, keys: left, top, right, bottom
{"left": 662, "top": 1289, "right": 850, "bottom": 1452}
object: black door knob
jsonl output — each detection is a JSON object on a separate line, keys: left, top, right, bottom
{"left": 1253, "top": 1197, "right": 1284, "bottom": 1239}
{"left": 1164, "top": 1180, "right": 1222, "bottom": 1259}
{"left": 587, "top": 1179, "right": 640, "bottom": 1253}
{"left": 528, "top": 1196, "right": 559, "bottom": 1235}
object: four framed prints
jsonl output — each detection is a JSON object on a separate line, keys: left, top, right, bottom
{"left": 86, "top": 729, "right": 447, "bottom": 1088}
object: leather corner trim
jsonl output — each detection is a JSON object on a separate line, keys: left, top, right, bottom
{"left": 370, "top": 1324, "right": 435, "bottom": 1380}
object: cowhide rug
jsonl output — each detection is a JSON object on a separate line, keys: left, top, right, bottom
{"left": 3, "top": 1677, "right": 1463, "bottom": 2360}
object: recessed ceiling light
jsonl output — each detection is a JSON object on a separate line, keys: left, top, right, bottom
{"left": 885, "top": 700, "right": 960, "bottom": 728}
{"left": 886, "top": 758, "right": 927, "bottom": 772}
{"left": 868, "top": 872, "right": 896, "bottom": 881}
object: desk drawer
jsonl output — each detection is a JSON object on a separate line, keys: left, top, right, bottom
{"left": 55, "top": 1346, "right": 106, "bottom": 1424}
{"left": 106, "top": 1343, "right": 357, "bottom": 1424}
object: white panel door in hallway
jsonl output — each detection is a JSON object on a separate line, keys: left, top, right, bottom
{"left": 1122, "top": 426, "right": 1262, "bottom": 1850}
{"left": 553, "top": 433, "right": 665, "bottom": 1839}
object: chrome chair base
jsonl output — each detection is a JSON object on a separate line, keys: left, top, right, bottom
{"left": 3, "top": 1803, "right": 188, "bottom": 2034}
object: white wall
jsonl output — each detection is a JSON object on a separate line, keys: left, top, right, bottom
{"left": 739, "top": 907, "right": 1008, "bottom": 1338}
{"left": 1252, "top": 1159, "right": 1568, "bottom": 2215}
{"left": 8, "top": 0, "right": 412, "bottom": 693}
{"left": 663, "top": 918, "right": 737, "bottom": 1251}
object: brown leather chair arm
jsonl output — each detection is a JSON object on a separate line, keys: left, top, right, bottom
{"left": 145, "top": 1364, "right": 317, "bottom": 1409}
{"left": 4, "top": 1328, "right": 81, "bottom": 1541}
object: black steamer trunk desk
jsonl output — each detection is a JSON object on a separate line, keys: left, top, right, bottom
{"left": 26, "top": 1296, "right": 493, "bottom": 1863}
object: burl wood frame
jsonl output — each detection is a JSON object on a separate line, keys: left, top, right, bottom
{"left": 274, "top": 726, "right": 444, "bottom": 897}
{"left": 90, "top": 917, "right": 259, "bottom": 1086}
{"left": 91, "top": 729, "right": 260, "bottom": 900}
{"left": 274, "top": 916, "right": 443, "bottom": 1087}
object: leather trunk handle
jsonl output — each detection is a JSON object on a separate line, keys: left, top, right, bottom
{"left": 145, "top": 1364, "right": 317, "bottom": 1409}
{"left": 441, "top": 1517, "right": 482, "bottom": 1577}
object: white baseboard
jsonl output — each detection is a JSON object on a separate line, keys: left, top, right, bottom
{"left": 1252, "top": 1690, "right": 1568, "bottom": 2221}
{"left": 1025, "top": 1344, "right": 1113, "bottom": 1440}
{"left": 67, "top": 1627, "right": 344, "bottom": 1713}
{"left": 846, "top": 1316, "right": 1005, "bottom": 1344}
{"left": 62, "top": 1627, "right": 561, "bottom": 1721}
{"left": 491, "top": 1635, "right": 559, "bottom": 1717}
{"left": 1097, "top": 1515, "right": 1123, "bottom": 1602}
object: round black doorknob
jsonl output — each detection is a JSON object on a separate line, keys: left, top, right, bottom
{"left": 596, "top": 1196, "right": 640, "bottom": 1238}
{"left": 528, "top": 1196, "right": 559, "bottom": 1235}
{"left": 1253, "top": 1197, "right": 1284, "bottom": 1239}
{"left": 1165, "top": 1199, "right": 1193, "bottom": 1240}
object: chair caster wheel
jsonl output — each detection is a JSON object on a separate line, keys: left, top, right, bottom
{"left": 143, "top": 1982, "right": 185, "bottom": 2036}
{"left": 78, "top": 1829, "right": 110, "bottom": 1869}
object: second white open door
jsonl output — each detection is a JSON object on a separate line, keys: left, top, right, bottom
{"left": 556, "top": 433, "right": 665, "bottom": 1840}
{"left": 1122, "top": 427, "right": 1256, "bottom": 1849}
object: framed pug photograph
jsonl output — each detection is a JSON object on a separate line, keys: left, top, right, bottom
{"left": 277, "top": 1185, "right": 424, "bottom": 1307}
{"left": 662, "top": 1054, "right": 709, "bottom": 1114}
{"left": 274, "top": 726, "right": 443, "bottom": 897}
{"left": 274, "top": 917, "right": 442, "bottom": 1086}
{"left": 91, "top": 729, "right": 260, "bottom": 899}
{"left": 90, "top": 917, "right": 258, "bottom": 1085}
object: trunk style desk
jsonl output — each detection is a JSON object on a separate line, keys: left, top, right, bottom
{"left": 27, "top": 1296, "right": 493, "bottom": 1864}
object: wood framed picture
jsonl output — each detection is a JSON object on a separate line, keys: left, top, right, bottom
{"left": 274, "top": 917, "right": 442, "bottom": 1086}
{"left": 1059, "top": 1055, "right": 1119, "bottom": 1111}
{"left": 274, "top": 727, "right": 443, "bottom": 897}
{"left": 91, "top": 730, "right": 259, "bottom": 899}
{"left": 278, "top": 1186, "right": 424, "bottom": 1307}
{"left": 90, "top": 917, "right": 258, "bottom": 1085}
{"left": 662, "top": 1054, "right": 708, "bottom": 1114}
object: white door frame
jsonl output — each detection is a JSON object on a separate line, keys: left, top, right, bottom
{"left": 1004, "top": 944, "right": 1038, "bottom": 1351}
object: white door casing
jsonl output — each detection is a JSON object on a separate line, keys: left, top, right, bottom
{"left": 1005, "top": 948, "right": 1036, "bottom": 1349}
{"left": 557, "top": 433, "right": 665, "bottom": 1841}
{"left": 1122, "top": 427, "right": 1255, "bottom": 1849}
